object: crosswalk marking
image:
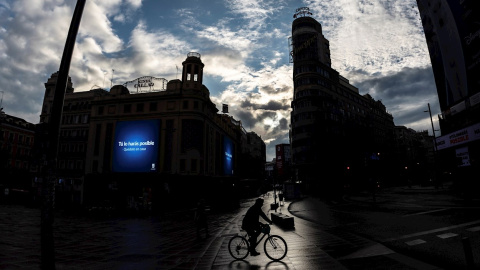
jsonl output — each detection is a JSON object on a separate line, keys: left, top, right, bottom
{"left": 437, "top": 233, "right": 458, "bottom": 239}
{"left": 405, "top": 239, "right": 426, "bottom": 246}
{"left": 402, "top": 208, "right": 451, "bottom": 217}
{"left": 467, "top": 226, "right": 480, "bottom": 232}
{"left": 382, "top": 219, "right": 480, "bottom": 242}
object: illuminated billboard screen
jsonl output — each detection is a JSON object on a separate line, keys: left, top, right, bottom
{"left": 112, "top": 119, "right": 160, "bottom": 172}
{"left": 223, "top": 136, "right": 234, "bottom": 175}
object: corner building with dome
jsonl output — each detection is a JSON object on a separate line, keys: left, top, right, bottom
{"left": 289, "top": 8, "right": 395, "bottom": 195}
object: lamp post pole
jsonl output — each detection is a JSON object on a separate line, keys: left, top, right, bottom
{"left": 426, "top": 103, "right": 438, "bottom": 152}
{"left": 0, "top": 91, "right": 4, "bottom": 110}
{"left": 41, "top": 1, "right": 85, "bottom": 269}
{"left": 425, "top": 103, "right": 439, "bottom": 187}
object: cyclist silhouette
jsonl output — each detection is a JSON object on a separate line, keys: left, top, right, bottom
{"left": 242, "top": 198, "right": 272, "bottom": 256}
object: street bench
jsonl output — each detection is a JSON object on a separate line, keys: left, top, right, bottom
{"left": 271, "top": 212, "right": 294, "bottom": 228}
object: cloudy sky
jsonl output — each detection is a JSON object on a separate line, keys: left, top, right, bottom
{"left": 0, "top": 0, "right": 441, "bottom": 161}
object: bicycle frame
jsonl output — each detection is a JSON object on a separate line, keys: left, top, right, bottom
{"left": 243, "top": 231, "right": 269, "bottom": 249}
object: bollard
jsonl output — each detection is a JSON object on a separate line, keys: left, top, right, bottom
{"left": 462, "top": 237, "right": 474, "bottom": 269}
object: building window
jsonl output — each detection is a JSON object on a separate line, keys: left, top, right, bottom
{"left": 183, "top": 101, "right": 188, "bottom": 109}
{"left": 167, "top": 101, "right": 175, "bottom": 110}
{"left": 94, "top": 124, "right": 101, "bottom": 155}
{"left": 76, "top": 160, "right": 83, "bottom": 170}
{"left": 180, "top": 159, "right": 186, "bottom": 172}
{"left": 149, "top": 102, "right": 157, "bottom": 111}
{"left": 124, "top": 104, "right": 132, "bottom": 113}
{"left": 194, "top": 101, "right": 199, "bottom": 109}
{"left": 92, "top": 160, "right": 98, "bottom": 172}
{"left": 98, "top": 106, "right": 104, "bottom": 115}
{"left": 108, "top": 105, "right": 116, "bottom": 114}
{"left": 186, "top": 64, "right": 191, "bottom": 81}
{"left": 191, "top": 159, "right": 197, "bottom": 172}
{"left": 136, "top": 103, "right": 144, "bottom": 112}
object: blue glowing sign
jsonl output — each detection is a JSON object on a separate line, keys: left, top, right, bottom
{"left": 112, "top": 120, "right": 160, "bottom": 172}
{"left": 223, "top": 136, "right": 234, "bottom": 175}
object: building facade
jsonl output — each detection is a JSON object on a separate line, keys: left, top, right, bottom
{"left": 39, "top": 52, "right": 264, "bottom": 208}
{"left": 416, "top": 0, "right": 480, "bottom": 192}
{"left": 393, "top": 126, "right": 436, "bottom": 186}
{"left": 289, "top": 8, "right": 395, "bottom": 194}
{"left": 0, "top": 111, "right": 36, "bottom": 197}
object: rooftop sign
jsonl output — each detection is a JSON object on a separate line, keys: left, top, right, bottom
{"left": 123, "top": 76, "right": 168, "bottom": 93}
{"left": 293, "top": 7, "right": 312, "bottom": 18}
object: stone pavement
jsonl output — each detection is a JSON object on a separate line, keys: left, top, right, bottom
{"left": 0, "top": 193, "right": 441, "bottom": 269}
{"left": 202, "top": 194, "right": 346, "bottom": 270}
{"left": 0, "top": 202, "right": 244, "bottom": 269}
{"left": 204, "top": 195, "right": 439, "bottom": 270}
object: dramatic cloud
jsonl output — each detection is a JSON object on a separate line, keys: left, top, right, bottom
{"left": 355, "top": 66, "right": 441, "bottom": 133}
{"left": 0, "top": 0, "right": 439, "bottom": 160}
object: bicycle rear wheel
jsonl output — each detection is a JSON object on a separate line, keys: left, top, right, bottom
{"left": 264, "top": 235, "right": 287, "bottom": 261}
{"left": 228, "top": 235, "right": 250, "bottom": 260}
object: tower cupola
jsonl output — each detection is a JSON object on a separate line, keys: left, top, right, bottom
{"left": 182, "top": 52, "right": 204, "bottom": 89}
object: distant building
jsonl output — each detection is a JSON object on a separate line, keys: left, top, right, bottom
{"left": 265, "top": 160, "right": 275, "bottom": 179}
{"left": 0, "top": 111, "right": 36, "bottom": 170}
{"left": 289, "top": 8, "right": 395, "bottom": 194}
{"left": 0, "top": 110, "right": 36, "bottom": 194}
{"left": 393, "top": 126, "right": 435, "bottom": 185}
{"left": 39, "top": 52, "right": 265, "bottom": 207}
{"left": 237, "top": 131, "right": 266, "bottom": 180}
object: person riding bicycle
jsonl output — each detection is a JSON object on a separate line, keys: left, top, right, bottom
{"left": 241, "top": 198, "right": 272, "bottom": 256}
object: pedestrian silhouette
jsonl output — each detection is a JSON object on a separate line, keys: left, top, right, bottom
{"left": 241, "top": 198, "right": 272, "bottom": 256}
{"left": 194, "top": 199, "right": 209, "bottom": 239}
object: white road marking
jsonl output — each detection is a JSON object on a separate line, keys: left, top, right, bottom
{"left": 467, "top": 226, "right": 480, "bottom": 232}
{"left": 405, "top": 239, "right": 426, "bottom": 246}
{"left": 402, "top": 208, "right": 450, "bottom": 217}
{"left": 437, "top": 233, "right": 458, "bottom": 239}
{"left": 382, "top": 220, "right": 480, "bottom": 242}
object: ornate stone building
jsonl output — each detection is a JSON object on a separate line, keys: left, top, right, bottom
{"left": 290, "top": 8, "right": 395, "bottom": 194}
{"left": 39, "top": 52, "right": 265, "bottom": 208}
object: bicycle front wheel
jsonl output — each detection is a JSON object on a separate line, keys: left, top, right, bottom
{"left": 264, "top": 235, "right": 287, "bottom": 261}
{"left": 228, "top": 235, "right": 250, "bottom": 260}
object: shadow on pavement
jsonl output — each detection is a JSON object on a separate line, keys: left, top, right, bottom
{"left": 227, "top": 259, "right": 290, "bottom": 270}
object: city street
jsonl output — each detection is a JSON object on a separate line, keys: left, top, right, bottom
{"left": 1, "top": 184, "right": 478, "bottom": 269}
{"left": 290, "top": 183, "right": 480, "bottom": 269}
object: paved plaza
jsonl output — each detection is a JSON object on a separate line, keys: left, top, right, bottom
{"left": 0, "top": 193, "right": 441, "bottom": 269}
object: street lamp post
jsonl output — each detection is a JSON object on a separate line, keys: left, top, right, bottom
{"left": 425, "top": 103, "right": 438, "bottom": 152}
{"left": 41, "top": 1, "right": 85, "bottom": 269}
{"left": 424, "top": 103, "right": 439, "bottom": 187}
{"left": 0, "top": 91, "right": 4, "bottom": 110}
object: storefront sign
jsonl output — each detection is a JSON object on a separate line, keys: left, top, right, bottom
{"left": 436, "top": 122, "right": 480, "bottom": 150}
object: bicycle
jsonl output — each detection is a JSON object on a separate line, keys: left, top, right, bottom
{"left": 228, "top": 223, "right": 287, "bottom": 261}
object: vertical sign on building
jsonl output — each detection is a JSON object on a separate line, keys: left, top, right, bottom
{"left": 223, "top": 136, "right": 234, "bottom": 175}
{"left": 276, "top": 145, "right": 284, "bottom": 176}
